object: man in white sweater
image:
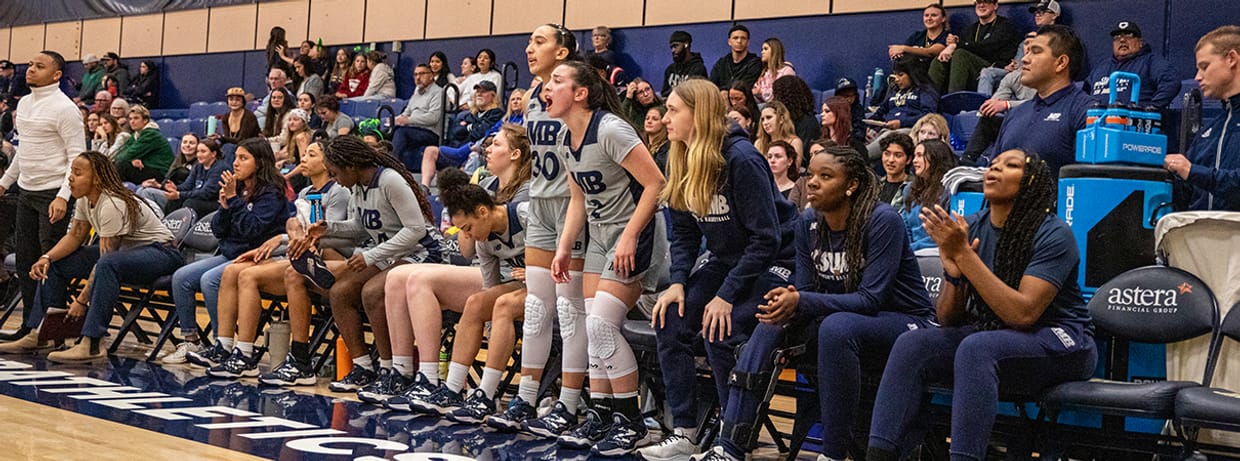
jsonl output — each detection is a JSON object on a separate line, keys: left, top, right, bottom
{"left": 0, "top": 51, "right": 87, "bottom": 341}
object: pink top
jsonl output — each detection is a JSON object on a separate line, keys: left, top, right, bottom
{"left": 752, "top": 63, "right": 796, "bottom": 104}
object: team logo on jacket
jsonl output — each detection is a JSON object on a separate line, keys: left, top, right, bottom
{"left": 697, "top": 194, "right": 731, "bottom": 223}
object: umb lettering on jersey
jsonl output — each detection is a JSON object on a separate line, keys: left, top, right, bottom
{"left": 573, "top": 171, "right": 608, "bottom": 194}
{"left": 529, "top": 120, "right": 563, "bottom": 145}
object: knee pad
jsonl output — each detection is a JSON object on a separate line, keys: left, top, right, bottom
{"left": 586, "top": 314, "right": 620, "bottom": 360}
{"left": 524, "top": 296, "right": 549, "bottom": 336}
{"left": 556, "top": 296, "right": 582, "bottom": 338}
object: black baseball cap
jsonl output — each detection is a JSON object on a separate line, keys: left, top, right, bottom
{"left": 1111, "top": 21, "right": 1142, "bottom": 38}
{"left": 474, "top": 80, "right": 498, "bottom": 93}
{"left": 0, "top": 60, "right": 13, "bottom": 70}
{"left": 835, "top": 77, "right": 858, "bottom": 92}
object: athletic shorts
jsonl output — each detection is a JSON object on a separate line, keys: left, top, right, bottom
{"left": 526, "top": 196, "right": 587, "bottom": 259}
{"left": 585, "top": 213, "right": 668, "bottom": 290}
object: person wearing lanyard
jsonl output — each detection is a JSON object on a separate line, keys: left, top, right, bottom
{"left": 929, "top": 0, "right": 1021, "bottom": 94}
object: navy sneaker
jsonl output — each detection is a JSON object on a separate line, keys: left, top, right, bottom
{"left": 259, "top": 353, "right": 317, "bottom": 386}
{"left": 557, "top": 409, "right": 610, "bottom": 450}
{"left": 186, "top": 342, "right": 230, "bottom": 368}
{"left": 357, "top": 368, "right": 410, "bottom": 405}
{"left": 524, "top": 401, "right": 578, "bottom": 438}
{"left": 207, "top": 349, "right": 261, "bottom": 378}
{"left": 448, "top": 388, "right": 496, "bottom": 424}
{"left": 384, "top": 372, "right": 437, "bottom": 412}
{"left": 592, "top": 412, "right": 649, "bottom": 456}
{"left": 327, "top": 363, "right": 378, "bottom": 392}
{"left": 291, "top": 251, "right": 336, "bottom": 290}
{"left": 486, "top": 396, "right": 537, "bottom": 432}
{"left": 410, "top": 383, "right": 465, "bottom": 415}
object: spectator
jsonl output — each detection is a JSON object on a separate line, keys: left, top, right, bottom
{"left": 215, "top": 87, "right": 261, "bottom": 145}
{"left": 280, "top": 108, "right": 314, "bottom": 173}
{"left": 85, "top": 111, "right": 100, "bottom": 147}
{"left": 91, "top": 113, "right": 129, "bottom": 159}
{"left": 621, "top": 77, "right": 663, "bottom": 129}
{"left": 265, "top": 26, "right": 293, "bottom": 75}
{"left": 900, "top": 138, "right": 957, "bottom": 251}
{"left": 821, "top": 96, "right": 867, "bottom": 157}
{"left": 101, "top": 52, "right": 130, "bottom": 98}
{"left": 771, "top": 75, "right": 819, "bottom": 154}
{"left": 455, "top": 56, "right": 476, "bottom": 87}
{"left": 889, "top": 4, "right": 950, "bottom": 75}
{"left": 359, "top": 50, "right": 396, "bottom": 100}
{"left": 161, "top": 133, "right": 199, "bottom": 185}
{"left": 147, "top": 138, "right": 228, "bottom": 217}
{"left": 316, "top": 96, "right": 354, "bottom": 139}
{"left": 929, "top": 0, "right": 1021, "bottom": 94}
{"left": 391, "top": 64, "right": 444, "bottom": 169}
{"left": 123, "top": 60, "right": 160, "bottom": 109}
{"left": 978, "top": 1, "right": 1059, "bottom": 95}
{"left": 834, "top": 77, "right": 867, "bottom": 142}
{"left": 644, "top": 105, "right": 669, "bottom": 173}
{"left": 297, "top": 91, "right": 324, "bottom": 130}
{"left": 76, "top": 54, "right": 106, "bottom": 106}
{"left": 307, "top": 41, "right": 331, "bottom": 78}
{"left": 6, "top": 151, "right": 184, "bottom": 361}
{"left": 1086, "top": 21, "right": 1181, "bottom": 110}
{"left": 262, "top": 88, "right": 293, "bottom": 144}
{"left": 430, "top": 51, "right": 454, "bottom": 88}
{"left": 766, "top": 140, "right": 806, "bottom": 208}
{"left": 755, "top": 100, "right": 803, "bottom": 158}
{"left": 114, "top": 105, "right": 174, "bottom": 184}
{"left": 910, "top": 113, "right": 952, "bottom": 145}
{"left": 328, "top": 48, "right": 354, "bottom": 92}
{"left": 446, "top": 80, "right": 503, "bottom": 147}
{"left": 878, "top": 133, "right": 914, "bottom": 209}
{"left": 662, "top": 30, "right": 708, "bottom": 97}
{"left": 965, "top": 32, "right": 1040, "bottom": 164}
{"left": 295, "top": 55, "right": 325, "bottom": 97}
{"left": 335, "top": 53, "right": 371, "bottom": 100}
{"left": 109, "top": 98, "right": 131, "bottom": 133}
{"left": 867, "top": 57, "right": 940, "bottom": 160}
{"left": 727, "top": 104, "right": 756, "bottom": 138}
{"left": 710, "top": 24, "right": 763, "bottom": 90}
{"left": 458, "top": 49, "right": 503, "bottom": 111}
{"left": 0, "top": 60, "right": 30, "bottom": 100}
{"left": 988, "top": 25, "right": 1092, "bottom": 177}
{"left": 1164, "top": 25, "right": 1240, "bottom": 211}
{"left": 91, "top": 90, "right": 113, "bottom": 115}
{"left": 255, "top": 68, "right": 290, "bottom": 127}
{"left": 0, "top": 51, "right": 86, "bottom": 342}
{"left": 725, "top": 81, "right": 761, "bottom": 128}
{"left": 753, "top": 38, "right": 795, "bottom": 104}
{"left": 587, "top": 26, "right": 619, "bottom": 66}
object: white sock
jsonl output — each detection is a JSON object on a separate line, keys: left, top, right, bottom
{"left": 559, "top": 386, "right": 582, "bottom": 413}
{"left": 446, "top": 362, "right": 469, "bottom": 392}
{"left": 478, "top": 367, "right": 503, "bottom": 399}
{"left": 674, "top": 427, "right": 698, "bottom": 440}
{"left": 518, "top": 375, "right": 539, "bottom": 404}
{"left": 217, "top": 337, "right": 234, "bottom": 350}
{"left": 419, "top": 362, "right": 440, "bottom": 385}
{"left": 380, "top": 358, "right": 393, "bottom": 369}
{"left": 353, "top": 355, "right": 374, "bottom": 370}
{"left": 236, "top": 341, "right": 253, "bottom": 357}
{"left": 392, "top": 356, "right": 414, "bottom": 376}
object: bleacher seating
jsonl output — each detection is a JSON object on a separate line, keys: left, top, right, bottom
{"left": 939, "top": 91, "right": 989, "bottom": 115}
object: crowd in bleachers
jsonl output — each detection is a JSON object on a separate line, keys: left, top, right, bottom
{"left": 1, "top": 2, "right": 1239, "bottom": 459}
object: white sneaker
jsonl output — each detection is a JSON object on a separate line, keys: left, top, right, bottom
{"left": 161, "top": 341, "right": 202, "bottom": 364}
{"left": 638, "top": 432, "right": 698, "bottom": 461}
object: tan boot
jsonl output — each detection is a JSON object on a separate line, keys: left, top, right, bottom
{"left": 0, "top": 331, "right": 50, "bottom": 354}
{"left": 47, "top": 338, "right": 107, "bottom": 363}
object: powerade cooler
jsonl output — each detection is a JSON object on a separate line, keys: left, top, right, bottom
{"left": 1060, "top": 71, "right": 1174, "bottom": 435}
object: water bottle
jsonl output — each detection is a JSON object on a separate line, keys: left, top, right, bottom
{"left": 1146, "top": 106, "right": 1162, "bottom": 134}
{"left": 439, "top": 350, "right": 449, "bottom": 379}
{"left": 1105, "top": 103, "right": 1130, "bottom": 130}
{"left": 265, "top": 320, "right": 290, "bottom": 368}
{"left": 206, "top": 116, "right": 218, "bottom": 137}
{"left": 872, "top": 68, "right": 885, "bottom": 105}
{"left": 1085, "top": 103, "right": 1106, "bottom": 126}
{"left": 306, "top": 192, "right": 323, "bottom": 223}
{"left": 864, "top": 75, "right": 874, "bottom": 102}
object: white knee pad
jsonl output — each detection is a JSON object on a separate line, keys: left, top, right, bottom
{"left": 586, "top": 315, "right": 620, "bottom": 360}
{"left": 524, "top": 296, "right": 549, "bottom": 337}
{"left": 558, "top": 296, "right": 589, "bottom": 374}
{"left": 556, "top": 296, "right": 579, "bottom": 338}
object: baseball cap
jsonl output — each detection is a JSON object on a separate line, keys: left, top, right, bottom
{"left": 835, "top": 77, "right": 858, "bottom": 92}
{"left": 1029, "top": 0, "right": 1061, "bottom": 14}
{"left": 474, "top": 80, "right": 498, "bottom": 93}
{"left": 1111, "top": 21, "right": 1142, "bottom": 38}
{"left": 669, "top": 30, "right": 692, "bottom": 44}
{"left": 226, "top": 87, "right": 246, "bottom": 98}
{"left": 103, "top": 52, "right": 121, "bottom": 61}
{"left": 0, "top": 60, "right": 13, "bottom": 70}
{"left": 83, "top": 53, "right": 100, "bottom": 64}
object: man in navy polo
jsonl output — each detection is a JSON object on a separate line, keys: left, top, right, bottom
{"left": 987, "top": 24, "right": 1094, "bottom": 177}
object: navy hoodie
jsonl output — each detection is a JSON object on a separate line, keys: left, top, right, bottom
{"left": 1182, "top": 94, "right": 1240, "bottom": 211}
{"left": 212, "top": 183, "right": 288, "bottom": 259}
{"left": 1086, "top": 43, "right": 1181, "bottom": 110}
{"left": 870, "top": 85, "right": 939, "bottom": 129}
{"left": 668, "top": 125, "right": 799, "bottom": 304}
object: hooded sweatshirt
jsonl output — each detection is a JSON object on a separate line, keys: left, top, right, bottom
{"left": 662, "top": 52, "right": 708, "bottom": 97}
{"left": 1086, "top": 43, "right": 1181, "bottom": 110}
{"left": 1181, "top": 94, "right": 1240, "bottom": 211}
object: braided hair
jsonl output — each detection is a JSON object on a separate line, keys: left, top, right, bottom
{"left": 78, "top": 151, "right": 145, "bottom": 226}
{"left": 966, "top": 152, "right": 1056, "bottom": 330}
{"left": 811, "top": 146, "right": 879, "bottom": 293}
{"left": 322, "top": 135, "right": 435, "bottom": 224}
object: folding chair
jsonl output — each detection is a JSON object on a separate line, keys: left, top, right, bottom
{"left": 146, "top": 211, "right": 220, "bottom": 361}
{"left": 109, "top": 208, "right": 198, "bottom": 353}
{"left": 1176, "top": 303, "right": 1240, "bottom": 457}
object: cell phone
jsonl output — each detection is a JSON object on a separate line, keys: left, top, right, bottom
{"left": 281, "top": 165, "right": 293, "bottom": 175}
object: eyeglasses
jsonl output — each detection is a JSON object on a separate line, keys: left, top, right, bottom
{"left": 414, "top": 71, "right": 433, "bottom": 76}
{"left": 1113, "top": 33, "right": 1137, "bottom": 42}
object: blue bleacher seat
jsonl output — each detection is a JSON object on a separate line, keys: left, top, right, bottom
{"left": 940, "top": 91, "right": 989, "bottom": 115}
{"left": 188, "top": 102, "right": 215, "bottom": 119}
{"left": 166, "top": 137, "right": 179, "bottom": 154}
{"left": 149, "top": 108, "right": 188, "bottom": 120}
{"left": 189, "top": 117, "right": 211, "bottom": 137}
{"left": 946, "top": 111, "right": 981, "bottom": 149}
{"left": 811, "top": 89, "right": 824, "bottom": 113}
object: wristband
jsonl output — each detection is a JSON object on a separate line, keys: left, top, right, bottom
{"left": 943, "top": 271, "right": 965, "bottom": 287}
{"left": 1004, "top": 101, "right": 1010, "bottom": 111}
{"left": 39, "top": 254, "right": 50, "bottom": 261}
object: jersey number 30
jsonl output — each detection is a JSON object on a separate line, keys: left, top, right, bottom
{"left": 531, "top": 150, "right": 561, "bottom": 181}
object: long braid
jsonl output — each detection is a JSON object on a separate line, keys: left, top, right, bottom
{"left": 811, "top": 146, "right": 879, "bottom": 293}
{"left": 80, "top": 151, "right": 144, "bottom": 225}
{"left": 323, "top": 136, "right": 435, "bottom": 224}
{"left": 966, "top": 153, "right": 1056, "bottom": 330}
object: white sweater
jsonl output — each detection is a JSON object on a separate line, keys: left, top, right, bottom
{"left": 0, "top": 84, "right": 87, "bottom": 199}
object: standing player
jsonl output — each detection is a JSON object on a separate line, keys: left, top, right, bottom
{"left": 547, "top": 60, "right": 667, "bottom": 456}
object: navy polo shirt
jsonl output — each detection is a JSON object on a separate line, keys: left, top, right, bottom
{"left": 987, "top": 83, "right": 1093, "bottom": 177}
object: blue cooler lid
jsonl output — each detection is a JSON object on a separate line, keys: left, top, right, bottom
{"left": 1058, "top": 164, "right": 1171, "bottom": 182}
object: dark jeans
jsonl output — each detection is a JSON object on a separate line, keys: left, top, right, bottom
{"left": 392, "top": 126, "right": 440, "bottom": 171}
{"left": 961, "top": 115, "right": 1003, "bottom": 166}
{"left": 115, "top": 161, "right": 166, "bottom": 185}
{"left": 15, "top": 187, "right": 71, "bottom": 320}
{"left": 29, "top": 243, "right": 183, "bottom": 338}
{"left": 868, "top": 325, "right": 1097, "bottom": 461}
{"left": 653, "top": 262, "right": 788, "bottom": 429}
